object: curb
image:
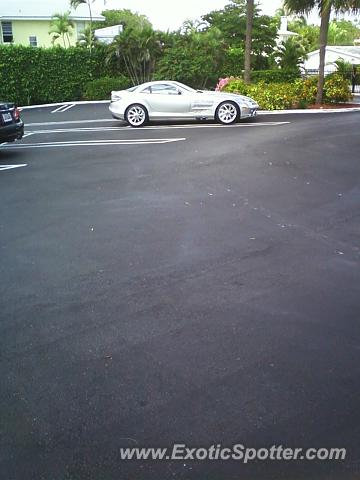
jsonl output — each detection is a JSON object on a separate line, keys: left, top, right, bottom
{"left": 19, "top": 100, "right": 360, "bottom": 114}
{"left": 258, "top": 107, "right": 360, "bottom": 114}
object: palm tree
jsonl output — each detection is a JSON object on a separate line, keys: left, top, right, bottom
{"left": 106, "top": 26, "right": 162, "bottom": 85}
{"left": 70, "top": 0, "right": 96, "bottom": 54}
{"left": 277, "top": 37, "right": 307, "bottom": 70}
{"left": 284, "top": 0, "right": 360, "bottom": 103}
{"left": 244, "top": 0, "right": 254, "bottom": 84}
{"left": 76, "top": 25, "right": 96, "bottom": 48}
{"left": 49, "top": 12, "right": 74, "bottom": 47}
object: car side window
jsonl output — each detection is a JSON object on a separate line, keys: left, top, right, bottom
{"left": 151, "top": 84, "right": 179, "bottom": 95}
{"left": 140, "top": 86, "right": 152, "bottom": 94}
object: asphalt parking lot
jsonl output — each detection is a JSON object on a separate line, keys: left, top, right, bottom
{"left": 1, "top": 104, "right": 360, "bottom": 480}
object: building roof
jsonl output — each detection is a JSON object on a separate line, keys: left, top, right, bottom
{"left": 0, "top": 0, "right": 104, "bottom": 21}
{"left": 307, "top": 46, "right": 360, "bottom": 61}
{"left": 95, "top": 25, "right": 123, "bottom": 45}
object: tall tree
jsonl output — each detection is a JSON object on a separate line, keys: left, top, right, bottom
{"left": 244, "top": 0, "right": 254, "bottom": 84}
{"left": 154, "top": 25, "right": 226, "bottom": 88}
{"left": 284, "top": 0, "right": 360, "bottom": 103}
{"left": 203, "top": 0, "right": 277, "bottom": 71}
{"left": 49, "top": 12, "right": 74, "bottom": 47}
{"left": 70, "top": 0, "right": 96, "bottom": 54}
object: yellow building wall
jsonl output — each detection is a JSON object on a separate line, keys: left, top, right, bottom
{"left": 11, "top": 20, "right": 87, "bottom": 47}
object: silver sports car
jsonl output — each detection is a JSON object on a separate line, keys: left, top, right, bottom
{"left": 109, "top": 80, "right": 258, "bottom": 127}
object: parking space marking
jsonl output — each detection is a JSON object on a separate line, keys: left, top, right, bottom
{"left": 0, "top": 164, "right": 28, "bottom": 171}
{"left": 51, "top": 103, "right": 76, "bottom": 113}
{"left": 59, "top": 103, "right": 76, "bottom": 113}
{"left": 1, "top": 138, "right": 186, "bottom": 150}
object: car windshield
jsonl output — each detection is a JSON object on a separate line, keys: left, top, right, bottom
{"left": 172, "top": 82, "right": 196, "bottom": 92}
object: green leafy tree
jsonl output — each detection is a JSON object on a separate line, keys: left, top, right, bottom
{"left": 203, "top": 0, "right": 277, "bottom": 74}
{"left": 289, "top": 17, "right": 360, "bottom": 52}
{"left": 49, "top": 12, "right": 74, "bottom": 47}
{"left": 284, "top": 0, "right": 360, "bottom": 104}
{"left": 328, "top": 19, "right": 360, "bottom": 44}
{"left": 155, "top": 25, "right": 226, "bottom": 88}
{"left": 97, "top": 9, "right": 152, "bottom": 30}
{"left": 289, "top": 22, "right": 320, "bottom": 52}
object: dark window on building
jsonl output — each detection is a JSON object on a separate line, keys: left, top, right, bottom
{"left": 29, "top": 35, "right": 37, "bottom": 47}
{"left": 1, "top": 22, "right": 13, "bottom": 43}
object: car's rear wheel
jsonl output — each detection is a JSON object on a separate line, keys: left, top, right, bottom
{"left": 215, "top": 101, "right": 239, "bottom": 125}
{"left": 125, "top": 104, "right": 148, "bottom": 127}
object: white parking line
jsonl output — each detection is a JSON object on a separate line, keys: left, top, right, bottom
{"left": 59, "top": 103, "right": 76, "bottom": 113}
{"left": 0, "top": 164, "right": 28, "bottom": 171}
{"left": 51, "top": 103, "right": 76, "bottom": 113}
{"left": 26, "top": 120, "right": 290, "bottom": 130}
{"left": 1, "top": 138, "right": 186, "bottom": 149}
{"left": 51, "top": 104, "right": 68, "bottom": 113}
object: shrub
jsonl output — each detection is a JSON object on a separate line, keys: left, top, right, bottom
{"left": 294, "top": 76, "right": 318, "bottom": 106}
{"left": 221, "top": 78, "right": 250, "bottom": 95}
{"left": 82, "top": 76, "right": 130, "bottom": 100}
{"left": 248, "top": 82, "right": 298, "bottom": 110}
{"left": 324, "top": 73, "right": 352, "bottom": 103}
{"left": 221, "top": 74, "right": 352, "bottom": 110}
{"left": 223, "top": 79, "right": 297, "bottom": 110}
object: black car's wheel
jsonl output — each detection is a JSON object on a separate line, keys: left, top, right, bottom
{"left": 125, "top": 104, "right": 148, "bottom": 127}
{"left": 215, "top": 101, "right": 239, "bottom": 125}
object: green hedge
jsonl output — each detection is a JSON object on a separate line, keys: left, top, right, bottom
{"left": 0, "top": 45, "right": 119, "bottom": 105}
{"left": 83, "top": 76, "right": 131, "bottom": 100}
{"left": 250, "top": 69, "right": 301, "bottom": 84}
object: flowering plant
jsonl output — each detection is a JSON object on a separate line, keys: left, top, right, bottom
{"left": 215, "top": 77, "right": 232, "bottom": 91}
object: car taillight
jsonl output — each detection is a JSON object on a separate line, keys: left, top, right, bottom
{"left": 14, "top": 107, "right": 20, "bottom": 120}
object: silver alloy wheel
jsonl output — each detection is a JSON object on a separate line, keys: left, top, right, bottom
{"left": 216, "top": 102, "right": 238, "bottom": 124}
{"left": 126, "top": 104, "right": 147, "bottom": 127}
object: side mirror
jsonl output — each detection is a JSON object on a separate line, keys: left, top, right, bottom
{"left": 177, "top": 90, "right": 182, "bottom": 95}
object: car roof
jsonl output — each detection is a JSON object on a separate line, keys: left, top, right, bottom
{"left": 136, "top": 80, "right": 178, "bottom": 88}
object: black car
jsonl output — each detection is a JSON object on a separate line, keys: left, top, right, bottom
{"left": 0, "top": 102, "right": 24, "bottom": 143}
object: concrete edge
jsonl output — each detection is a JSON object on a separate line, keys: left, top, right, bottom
{"left": 258, "top": 108, "right": 360, "bottom": 115}
{"left": 19, "top": 100, "right": 360, "bottom": 114}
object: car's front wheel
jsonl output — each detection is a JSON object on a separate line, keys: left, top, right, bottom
{"left": 125, "top": 104, "right": 148, "bottom": 127}
{"left": 215, "top": 101, "right": 239, "bottom": 125}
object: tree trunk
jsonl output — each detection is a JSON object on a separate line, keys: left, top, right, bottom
{"left": 87, "top": 0, "right": 93, "bottom": 55}
{"left": 316, "top": 4, "right": 331, "bottom": 104}
{"left": 244, "top": 0, "right": 254, "bottom": 84}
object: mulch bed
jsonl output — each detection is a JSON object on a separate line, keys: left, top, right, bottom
{"left": 306, "top": 103, "right": 360, "bottom": 109}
